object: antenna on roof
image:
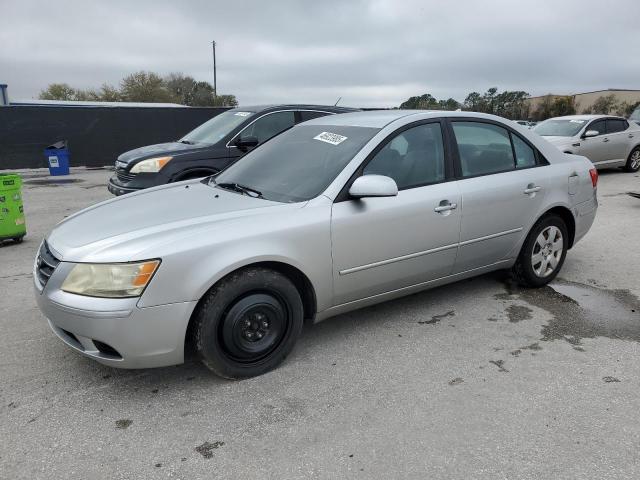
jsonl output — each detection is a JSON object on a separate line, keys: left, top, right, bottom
{"left": 334, "top": 96, "right": 342, "bottom": 106}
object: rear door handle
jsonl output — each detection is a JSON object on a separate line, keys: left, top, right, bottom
{"left": 523, "top": 185, "right": 541, "bottom": 194}
{"left": 602, "top": 137, "right": 610, "bottom": 142}
{"left": 629, "top": 134, "right": 635, "bottom": 139}
{"left": 434, "top": 200, "right": 457, "bottom": 213}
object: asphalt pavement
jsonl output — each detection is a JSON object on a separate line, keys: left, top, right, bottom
{"left": 1, "top": 167, "right": 639, "bottom": 479}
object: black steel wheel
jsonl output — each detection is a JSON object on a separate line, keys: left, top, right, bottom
{"left": 193, "top": 267, "right": 304, "bottom": 379}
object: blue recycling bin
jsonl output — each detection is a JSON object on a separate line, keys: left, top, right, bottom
{"left": 44, "top": 140, "right": 70, "bottom": 176}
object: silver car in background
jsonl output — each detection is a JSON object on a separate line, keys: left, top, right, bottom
{"left": 34, "top": 110, "right": 598, "bottom": 379}
{"left": 533, "top": 114, "right": 640, "bottom": 172}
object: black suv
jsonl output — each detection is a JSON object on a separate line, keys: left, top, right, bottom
{"left": 108, "top": 104, "right": 357, "bottom": 195}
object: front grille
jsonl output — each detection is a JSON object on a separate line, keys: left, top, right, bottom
{"left": 36, "top": 241, "right": 60, "bottom": 287}
{"left": 115, "top": 168, "right": 136, "bottom": 183}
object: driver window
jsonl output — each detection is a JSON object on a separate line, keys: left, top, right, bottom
{"left": 363, "top": 123, "right": 445, "bottom": 190}
{"left": 588, "top": 120, "right": 606, "bottom": 135}
{"left": 240, "top": 111, "right": 295, "bottom": 144}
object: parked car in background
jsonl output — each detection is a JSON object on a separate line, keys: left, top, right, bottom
{"left": 36, "top": 110, "right": 598, "bottom": 378}
{"left": 629, "top": 106, "right": 640, "bottom": 126}
{"left": 533, "top": 115, "right": 640, "bottom": 172}
{"left": 514, "top": 120, "right": 535, "bottom": 128}
{"left": 107, "top": 104, "right": 357, "bottom": 195}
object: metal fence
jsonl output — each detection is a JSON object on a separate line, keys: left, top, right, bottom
{"left": 0, "top": 105, "right": 229, "bottom": 170}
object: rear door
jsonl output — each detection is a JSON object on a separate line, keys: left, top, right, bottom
{"left": 331, "top": 120, "right": 461, "bottom": 305}
{"left": 605, "top": 118, "right": 631, "bottom": 162}
{"left": 449, "top": 119, "right": 549, "bottom": 273}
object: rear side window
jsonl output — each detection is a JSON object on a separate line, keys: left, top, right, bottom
{"left": 239, "top": 111, "right": 295, "bottom": 144}
{"left": 511, "top": 134, "right": 536, "bottom": 169}
{"left": 299, "top": 110, "right": 331, "bottom": 122}
{"left": 606, "top": 119, "right": 628, "bottom": 133}
{"left": 364, "top": 123, "right": 445, "bottom": 189}
{"left": 452, "top": 122, "right": 515, "bottom": 177}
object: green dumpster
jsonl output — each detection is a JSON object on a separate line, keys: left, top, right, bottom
{"left": 0, "top": 174, "right": 26, "bottom": 243}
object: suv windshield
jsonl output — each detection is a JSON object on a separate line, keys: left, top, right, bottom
{"left": 211, "top": 124, "right": 380, "bottom": 203}
{"left": 533, "top": 119, "right": 587, "bottom": 137}
{"left": 180, "top": 110, "right": 255, "bottom": 144}
{"left": 630, "top": 107, "right": 640, "bottom": 123}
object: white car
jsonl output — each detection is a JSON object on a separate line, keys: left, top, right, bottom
{"left": 533, "top": 115, "right": 640, "bottom": 172}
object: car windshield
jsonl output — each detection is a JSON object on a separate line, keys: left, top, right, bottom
{"left": 211, "top": 124, "right": 380, "bottom": 203}
{"left": 533, "top": 119, "right": 587, "bottom": 137}
{"left": 180, "top": 110, "right": 255, "bottom": 144}
{"left": 630, "top": 107, "right": 640, "bottom": 122}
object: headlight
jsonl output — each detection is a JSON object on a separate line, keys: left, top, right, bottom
{"left": 130, "top": 156, "right": 173, "bottom": 173}
{"left": 61, "top": 260, "right": 160, "bottom": 298}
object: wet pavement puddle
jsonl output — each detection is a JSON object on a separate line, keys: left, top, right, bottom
{"left": 495, "top": 277, "right": 640, "bottom": 347}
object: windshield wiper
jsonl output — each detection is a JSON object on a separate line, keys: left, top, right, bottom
{"left": 215, "top": 182, "right": 263, "bottom": 198}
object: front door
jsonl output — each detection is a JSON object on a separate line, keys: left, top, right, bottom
{"left": 579, "top": 119, "right": 611, "bottom": 164}
{"left": 330, "top": 121, "right": 461, "bottom": 305}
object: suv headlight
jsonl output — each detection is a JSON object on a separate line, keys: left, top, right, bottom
{"left": 61, "top": 260, "right": 160, "bottom": 298}
{"left": 130, "top": 156, "right": 173, "bottom": 173}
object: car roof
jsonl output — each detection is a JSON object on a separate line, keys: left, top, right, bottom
{"left": 547, "top": 114, "right": 621, "bottom": 121}
{"left": 232, "top": 104, "right": 359, "bottom": 114}
{"left": 300, "top": 110, "right": 521, "bottom": 128}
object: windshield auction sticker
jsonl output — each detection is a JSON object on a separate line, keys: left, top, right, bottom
{"left": 313, "top": 132, "right": 348, "bottom": 145}
{"left": 234, "top": 112, "right": 252, "bottom": 117}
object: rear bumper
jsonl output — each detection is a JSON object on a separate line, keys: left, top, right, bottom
{"left": 573, "top": 193, "right": 598, "bottom": 245}
{"left": 34, "top": 260, "right": 197, "bottom": 369}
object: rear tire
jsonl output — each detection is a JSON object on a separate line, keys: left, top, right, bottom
{"left": 192, "top": 267, "right": 304, "bottom": 379}
{"left": 512, "top": 214, "right": 568, "bottom": 288}
{"left": 625, "top": 147, "right": 640, "bottom": 172}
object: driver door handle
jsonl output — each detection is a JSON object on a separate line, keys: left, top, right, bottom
{"left": 434, "top": 201, "right": 457, "bottom": 213}
{"left": 602, "top": 137, "right": 610, "bottom": 142}
{"left": 523, "top": 185, "right": 541, "bottom": 194}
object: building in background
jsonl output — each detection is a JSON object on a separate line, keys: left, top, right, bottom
{"left": 527, "top": 89, "right": 640, "bottom": 117}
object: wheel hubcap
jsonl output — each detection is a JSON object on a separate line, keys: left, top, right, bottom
{"left": 531, "top": 226, "right": 563, "bottom": 278}
{"left": 631, "top": 150, "right": 640, "bottom": 170}
{"left": 221, "top": 293, "right": 287, "bottom": 362}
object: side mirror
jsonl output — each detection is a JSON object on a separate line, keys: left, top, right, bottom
{"left": 349, "top": 175, "right": 398, "bottom": 199}
{"left": 234, "top": 136, "right": 259, "bottom": 151}
{"left": 583, "top": 130, "right": 599, "bottom": 138}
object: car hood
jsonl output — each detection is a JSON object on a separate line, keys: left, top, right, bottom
{"left": 117, "top": 142, "right": 213, "bottom": 164}
{"left": 47, "top": 181, "right": 298, "bottom": 262}
{"left": 541, "top": 136, "right": 574, "bottom": 146}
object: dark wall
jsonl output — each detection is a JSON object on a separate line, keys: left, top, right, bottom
{"left": 0, "top": 105, "right": 229, "bottom": 170}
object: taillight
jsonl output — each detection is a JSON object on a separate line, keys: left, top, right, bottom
{"left": 589, "top": 168, "right": 598, "bottom": 188}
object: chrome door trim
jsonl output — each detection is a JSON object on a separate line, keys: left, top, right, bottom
{"left": 458, "top": 227, "right": 523, "bottom": 247}
{"left": 339, "top": 242, "right": 459, "bottom": 276}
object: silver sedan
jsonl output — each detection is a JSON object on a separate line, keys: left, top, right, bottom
{"left": 533, "top": 114, "right": 640, "bottom": 172}
{"left": 34, "top": 110, "right": 598, "bottom": 378}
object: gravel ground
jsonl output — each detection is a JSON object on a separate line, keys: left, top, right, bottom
{"left": 1, "top": 167, "right": 639, "bottom": 480}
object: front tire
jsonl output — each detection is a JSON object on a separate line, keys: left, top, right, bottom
{"left": 193, "top": 267, "right": 304, "bottom": 379}
{"left": 512, "top": 214, "right": 568, "bottom": 288}
{"left": 625, "top": 147, "right": 640, "bottom": 172}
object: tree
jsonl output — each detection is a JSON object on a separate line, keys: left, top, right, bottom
{"left": 39, "top": 83, "right": 78, "bottom": 101}
{"left": 399, "top": 93, "right": 438, "bottom": 109}
{"left": 211, "top": 94, "right": 238, "bottom": 107}
{"left": 589, "top": 94, "right": 619, "bottom": 115}
{"left": 438, "top": 98, "right": 461, "bottom": 110}
{"left": 120, "top": 71, "right": 176, "bottom": 103}
{"left": 550, "top": 96, "right": 576, "bottom": 117}
{"left": 463, "top": 92, "right": 484, "bottom": 111}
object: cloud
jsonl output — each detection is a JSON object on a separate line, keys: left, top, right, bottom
{"left": 1, "top": 0, "right": 639, "bottom": 107}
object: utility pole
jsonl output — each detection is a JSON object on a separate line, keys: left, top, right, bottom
{"left": 211, "top": 40, "right": 217, "bottom": 101}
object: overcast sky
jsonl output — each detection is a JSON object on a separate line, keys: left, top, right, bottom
{"left": 2, "top": 0, "right": 639, "bottom": 107}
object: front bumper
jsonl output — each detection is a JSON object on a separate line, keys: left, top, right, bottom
{"left": 108, "top": 169, "right": 167, "bottom": 196}
{"left": 34, "top": 259, "right": 197, "bottom": 369}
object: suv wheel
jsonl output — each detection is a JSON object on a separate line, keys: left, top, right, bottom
{"left": 193, "top": 267, "right": 304, "bottom": 379}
